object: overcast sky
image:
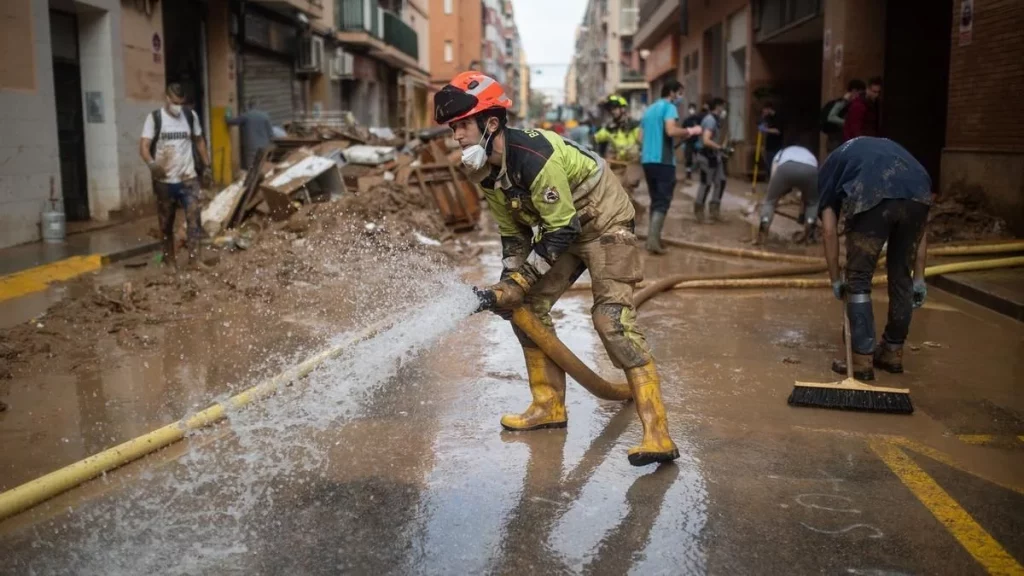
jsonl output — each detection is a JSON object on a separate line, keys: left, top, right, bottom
{"left": 513, "top": 0, "right": 587, "bottom": 104}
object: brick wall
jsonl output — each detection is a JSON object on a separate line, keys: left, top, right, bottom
{"left": 428, "top": 0, "right": 481, "bottom": 85}
{"left": 945, "top": 0, "right": 1024, "bottom": 150}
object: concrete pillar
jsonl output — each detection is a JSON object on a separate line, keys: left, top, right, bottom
{"left": 819, "top": 0, "right": 885, "bottom": 156}
{"left": 77, "top": 9, "right": 121, "bottom": 220}
{"left": 116, "top": 0, "right": 165, "bottom": 210}
{"left": 821, "top": 0, "right": 885, "bottom": 101}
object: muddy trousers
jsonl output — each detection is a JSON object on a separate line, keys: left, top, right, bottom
{"left": 154, "top": 178, "right": 203, "bottom": 264}
{"left": 694, "top": 152, "right": 726, "bottom": 209}
{"left": 760, "top": 161, "right": 819, "bottom": 227}
{"left": 512, "top": 224, "right": 652, "bottom": 370}
{"left": 845, "top": 199, "right": 930, "bottom": 354}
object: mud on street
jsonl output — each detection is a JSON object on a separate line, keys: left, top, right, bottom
{"left": 0, "top": 176, "right": 1020, "bottom": 575}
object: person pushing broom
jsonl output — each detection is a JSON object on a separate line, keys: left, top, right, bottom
{"left": 817, "top": 137, "right": 933, "bottom": 381}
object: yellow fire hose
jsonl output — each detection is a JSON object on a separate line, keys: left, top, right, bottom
{"left": 0, "top": 316, "right": 401, "bottom": 522}
{"left": 1, "top": 248, "right": 1021, "bottom": 523}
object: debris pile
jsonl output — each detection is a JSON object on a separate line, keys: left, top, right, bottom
{"left": 0, "top": 120, "right": 487, "bottom": 382}
{"left": 928, "top": 187, "right": 1012, "bottom": 242}
{"left": 203, "top": 120, "right": 482, "bottom": 250}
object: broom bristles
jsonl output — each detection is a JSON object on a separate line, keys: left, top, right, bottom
{"left": 788, "top": 383, "right": 913, "bottom": 414}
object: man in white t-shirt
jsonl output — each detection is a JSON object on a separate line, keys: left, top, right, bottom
{"left": 757, "top": 145, "right": 819, "bottom": 245}
{"left": 139, "top": 83, "right": 211, "bottom": 268}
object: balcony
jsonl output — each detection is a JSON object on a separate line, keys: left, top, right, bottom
{"left": 336, "top": 0, "right": 424, "bottom": 74}
{"left": 383, "top": 10, "right": 418, "bottom": 60}
{"left": 251, "top": 0, "right": 324, "bottom": 19}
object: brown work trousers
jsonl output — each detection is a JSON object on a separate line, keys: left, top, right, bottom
{"left": 512, "top": 168, "right": 651, "bottom": 370}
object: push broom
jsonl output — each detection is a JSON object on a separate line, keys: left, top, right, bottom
{"left": 788, "top": 302, "right": 913, "bottom": 414}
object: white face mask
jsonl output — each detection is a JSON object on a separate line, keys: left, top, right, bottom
{"left": 168, "top": 103, "right": 183, "bottom": 116}
{"left": 460, "top": 128, "right": 493, "bottom": 171}
{"left": 719, "top": 109, "right": 728, "bottom": 119}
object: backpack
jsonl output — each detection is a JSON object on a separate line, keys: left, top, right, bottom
{"left": 819, "top": 99, "right": 846, "bottom": 135}
{"left": 149, "top": 107, "right": 204, "bottom": 172}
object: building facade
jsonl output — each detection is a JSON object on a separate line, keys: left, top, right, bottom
{"left": 574, "top": 0, "right": 646, "bottom": 117}
{"left": 0, "top": 0, "right": 432, "bottom": 249}
{"left": 426, "top": 0, "right": 524, "bottom": 116}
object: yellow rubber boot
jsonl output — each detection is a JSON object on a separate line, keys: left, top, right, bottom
{"left": 500, "top": 347, "right": 568, "bottom": 431}
{"left": 625, "top": 362, "right": 680, "bottom": 466}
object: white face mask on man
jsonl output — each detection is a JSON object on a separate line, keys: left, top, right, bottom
{"left": 167, "top": 103, "right": 183, "bottom": 116}
{"left": 719, "top": 109, "right": 728, "bottom": 119}
{"left": 460, "top": 127, "right": 494, "bottom": 171}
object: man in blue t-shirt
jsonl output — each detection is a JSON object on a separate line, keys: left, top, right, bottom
{"left": 639, "top": 80, "right": 699, "bottom": 254}
{"left": 819, "top": 137, "right": 934, "bottom": 380}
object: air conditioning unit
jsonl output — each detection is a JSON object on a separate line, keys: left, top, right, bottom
{"left": 329, "top": 47, "right": 354, "bottom": 80}
{"left": 296, "top": 35, "right": 324, "bottom": 73}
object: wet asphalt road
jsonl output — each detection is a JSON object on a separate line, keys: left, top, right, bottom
{"left": 1, "top": 199, "right": 1023, "bottom": 575}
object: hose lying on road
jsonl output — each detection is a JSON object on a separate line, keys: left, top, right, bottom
{"left": 645, "top": 233, "right": 1023, "bottom": 266}
{"left": 512, "top": 263, "right": 831, "bottom": 400}
{"left": 512, "top": 255, "right": 1024, "bottom": 405}
{"left": 0, "top": 315, "right": 402, "bottom": 523}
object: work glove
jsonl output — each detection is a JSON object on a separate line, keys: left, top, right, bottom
{"left": 147, "top": 161, "right": 166, "bottom": 180}
{"left": 473, "top": 276, "right": 528, "bottom": 314}
{"left": 832, "top": 278, "right": 847, "bottom": 301}
{"left": 912, "top": 278, "right": 927, "bottom": 309}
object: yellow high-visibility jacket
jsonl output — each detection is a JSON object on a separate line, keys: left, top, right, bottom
{"left": 594, "top": 118, "right": 641, "bottom": 162}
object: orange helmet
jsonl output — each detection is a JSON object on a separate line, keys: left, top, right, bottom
{"left": 434, "top": 72, "right": 513, "bottom": 125}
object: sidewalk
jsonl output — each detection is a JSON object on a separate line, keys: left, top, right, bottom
{"left": 0, "top": 218, "right": 159, "bottom": 302}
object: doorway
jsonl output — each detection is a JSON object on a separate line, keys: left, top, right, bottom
{"left": 50, "top": 9, "right": 90, "bottom": 221}
{"left": 162, "top": 0, "right": 208, "bottom": 134}
{"left": 883, "top": 0, "right": 952, "bottom": 184}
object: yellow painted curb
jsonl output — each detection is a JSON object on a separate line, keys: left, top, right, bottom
{"left": 0, "top": 255, "right": 105, "bottom": 303}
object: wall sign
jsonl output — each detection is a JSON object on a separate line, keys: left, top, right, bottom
{"left": 959, "top": 0, "right": 974, "bottom": 46}
{"left": 85, "top": 91, "right": 104, "bottom": 123}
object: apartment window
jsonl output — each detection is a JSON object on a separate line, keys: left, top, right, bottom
{"left": 444, "top": 40, "right": 454, "bottom": 62}
{"left": 444, "top": 0, "right": 453, "bottom": 14}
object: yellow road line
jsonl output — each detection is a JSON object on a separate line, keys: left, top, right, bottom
{"left": 958, "top": 434, "right": 998, "bottom": 446}
{"left": 870, "top": 439, "right": 1024, "bottom": 576}
{"left": 893, "top": 437, "right": 1024, "bottom": 496}
{"left": 0, "top": 255, "right": 105, "bottom": 303}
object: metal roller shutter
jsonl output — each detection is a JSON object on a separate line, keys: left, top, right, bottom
{"left": 243, "top": 52, "right": 294, "bottom": 127}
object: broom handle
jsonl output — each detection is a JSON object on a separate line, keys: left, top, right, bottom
{"left": 843, "top": 299, "right": 853, "bottom": 380}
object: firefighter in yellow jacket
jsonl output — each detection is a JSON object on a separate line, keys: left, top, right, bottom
{"left": 594, "top": 95, "right": 642, "bottom": 196}
{"left": 434, "top": 72, "right": 679, "bottom": 466}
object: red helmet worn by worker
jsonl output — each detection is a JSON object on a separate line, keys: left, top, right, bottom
{"left": 434, "top": 72, "right": 513, "bottom": 126}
